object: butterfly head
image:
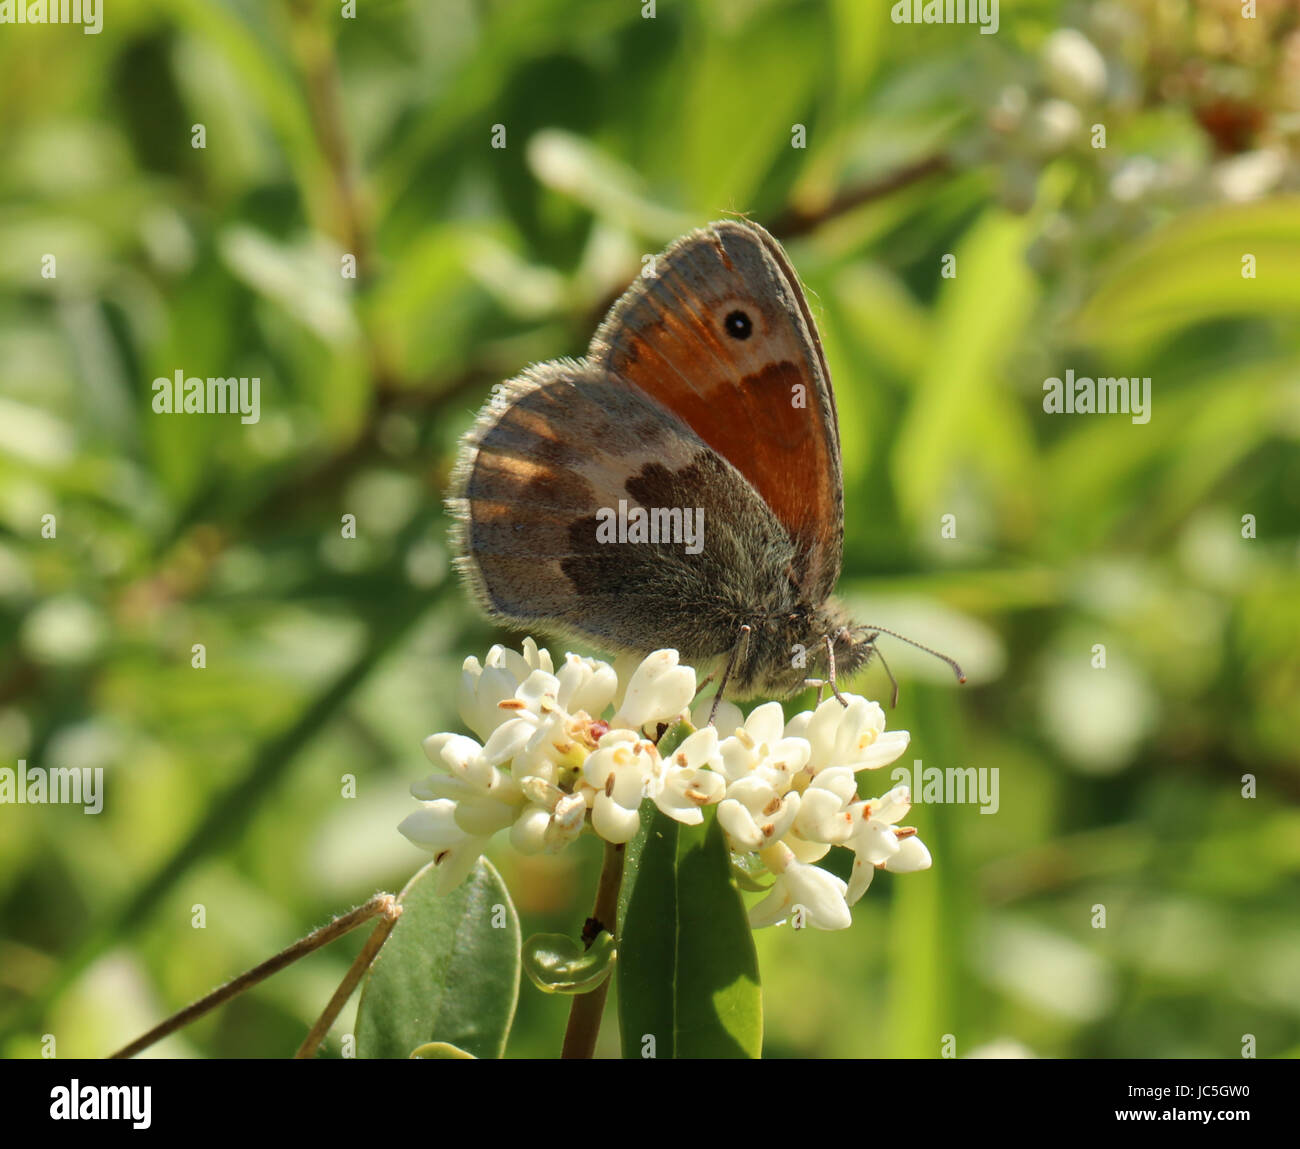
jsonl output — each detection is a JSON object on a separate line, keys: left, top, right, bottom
{"left": 825, "top": 618, "right": 875, "bottom": 681}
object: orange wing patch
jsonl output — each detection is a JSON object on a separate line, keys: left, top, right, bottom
{"left": 590, "top": 221, "right": 843, "bottom": 597}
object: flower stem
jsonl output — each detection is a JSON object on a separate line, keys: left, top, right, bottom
{"left": 560, "top": 839, "right": 625, "bottom": 1058}
{"left": 108, "top": 894, "right": 399, "bottom": 1059}
{"left": 294, "top": 896, "right": 403, "bottom": 1059}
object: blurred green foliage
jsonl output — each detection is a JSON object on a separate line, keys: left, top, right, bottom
{"left": 1, "top": 0, "right": 1298, "bottom": 1058}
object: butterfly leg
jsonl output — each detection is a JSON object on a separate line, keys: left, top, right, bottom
{"left": 822, "top": 634, "right": 850, "bottom": 708}
{"left": 708, "top": 624, "right": 752, "bottom": 727}
{"left": 873, "top": 643, "right": 901, "bottom": 709}
{"left": 802, "top": 678, "right": 827, "bottom": 704}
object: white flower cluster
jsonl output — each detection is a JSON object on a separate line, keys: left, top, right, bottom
{"left": 400, "top": 640, "right": 929, "bottom": 930}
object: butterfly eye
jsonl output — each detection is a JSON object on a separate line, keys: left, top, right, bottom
{"left": 723, "top": 310, "right": 753, "bottom": 340}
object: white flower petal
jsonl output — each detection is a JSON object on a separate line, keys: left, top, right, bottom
{"left": 793, "top": 785, "right": 853, "bottom": 843}
{"left": 801, "top": 695, "right": 846, "bottom": 769}
{"left": 872, "top": 784, "right": 913, "bottom": 824}
{"left": 692, "top": 695, "right": 744, "bottom": 735}
{"left": 592, "top": 793, "right": 641, "bottom": 843}
{"left": 614, "top": 650, "right": 697, "bottom": 729}
{"left": 515, "top": 668, "right": 561, "bottom": 714}
{"left": 783, "top": 710, "right": 811, "bottom": 742}
{"left": 854, "top": 729, "right": 911, "bottom": 770}
{"left": 768, "top": 737, "right": 812, "bottom": 774}
{"left": 784, "top": 833, "right": 832, "bottom": 864}
{"left": 749, "top": 858, "right": 851, "bottom": 930}
{"left": 846, "top": 856, "right": 876, "bottom": 906}
{"left": 398, "top": 801, "right": 490, "bottom": 895}
{"left": 810, "top": 765, "right": 858, "bottom": 802}
{"left": 509, "top": 806, "right": 552, "bottom": 854}
{"left": 884, "top": 835, "right": 932, "bottom": 873}
{"left": 410, "top": 773, "right": 471, "bottom": 802}
{"left": 490, "top": 643, "right": 532, "bottom": 683}
{"left": 854, "top": 821, "right": 901, "bottom": 866}
{"left": 430, "top": 842, "right": 488, "bottom": 896}
{"left": 654, "top": 760, "right": 725, "bottom": 825}
{"left": 670, "top": 726, "right": 721, "bottom": 770}
{"left": 782, "top": 860, "right": 852, "bottom": 930}
{"left": 458, "top": 663, "right": 520, "bottom": 739}
{"left": 830, "top": 697, "right": 880, "bottom": 762}
{"left": 453, "top": 795, "right": 517, "bottom": 836}
{"left": 557, "top": 653, "right": 617, "bottom": 716}
{"left": 719, "top": 735, "right": 759, "bottom": 782}
{"left": 480, "top": 717, "right": 535, "bottom": 765}
{"left": 745, "top": 701, "right": 786, "bottom": 748}
{"left": 397, "top": 800, "right": 462, "bottom": 850}
{"left": 717, "top": 799, "right": 763, "bottom": 851}
{"left": 762, "top": 792, "right": 801, "bottom": 842}
{"left": 747, "top": 884, "right": 797, "bottom": 929}
{"left": 521, "top": 636, "right": 554, "bottom": 675}
{"left": 422, "top": 732, "right": 481, "bottom": 772}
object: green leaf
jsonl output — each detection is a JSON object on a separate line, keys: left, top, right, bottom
{"left": 679, "top": 8, "right": 821, "bottom": 214}
{"left": 730, "top": 859, "right": 774, "bottom": 893}
{"left": 522, "top": 930, "right": 616, "bottom": 995}
{"left": 409, "top": 1042, "right": 475, "bottom": 1059}
{"left": 617, "top": 808, "right": 762, "bottom": 1059}
{"left": 655, "top": 720, "right": 694, "bottom": 759}
{"left": 165, "top": 0, "right": 326, "bottom": 207}
{"left": 889, "top": 207, "right": 1038, "bottom": 524}
{"left": 355, "top": 858, "right": 521, "bottom": 1060}
{"left": 526, "top": 130, "right": 693, "bottom": 240}
{"left": 1072, "top": 197, "right": 1300, "bottom": 347}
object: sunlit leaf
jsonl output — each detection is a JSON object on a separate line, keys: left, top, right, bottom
{"left": 618, "top": 808, "right": 761, "bottom": 1059}
{"left": 355, "top": 858, "right": 521, "bottom": 1060}
{"left": 1073, "top": 197, "right": 1300, "bottom": 346}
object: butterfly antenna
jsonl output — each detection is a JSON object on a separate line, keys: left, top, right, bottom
{"left": 855, "top": 625, "right": 967, "bottom": 685}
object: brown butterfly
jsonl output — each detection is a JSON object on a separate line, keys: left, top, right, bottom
{"left": 449, "top": 220, "right": 963, "bottom": 703}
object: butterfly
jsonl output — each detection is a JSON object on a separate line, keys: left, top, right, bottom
{"left": 449, "top": 220, "right": 963, "bottom": 704}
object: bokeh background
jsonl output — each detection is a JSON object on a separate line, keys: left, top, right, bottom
{"left": 2, "top": 0, "right": 1299, "bottom": 1059}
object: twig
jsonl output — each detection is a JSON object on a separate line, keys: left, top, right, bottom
{"left": 295, "top": 895, "right": 403, "bottom": 1059}
{"left": 284, "top": 0, "right": 399, "bottom": 390}
{"left": 769, "top": 153, "right": 952, "bottom": 238}
{"left": 109, "top": 894, "right": 397, "bottom": 1059}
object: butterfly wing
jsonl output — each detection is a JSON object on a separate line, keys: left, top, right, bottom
{"left": 449, "top": 361, "right": 802, "bottom": 666}
{"left": 588, "top": 220, "right": 844, "bottom": 603}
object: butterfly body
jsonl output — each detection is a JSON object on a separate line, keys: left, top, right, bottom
{"left": 450, "top": 220, "right": 877, "bottom": 698}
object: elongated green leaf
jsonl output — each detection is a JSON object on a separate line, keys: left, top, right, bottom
{"left": 355, "top": 858, "right": 520, "bottom": 1060}
{"left": 679, "top": 8, "right": 821, "bottom": 214}
{"left": 1072, "top": 197, "right": 1300, "bottom": 346}
{"left": 618, "top": 809, "right": 761, "bottom": 1059}
{"left": 890, "top": 208, "right": 1038, "bottom": 524}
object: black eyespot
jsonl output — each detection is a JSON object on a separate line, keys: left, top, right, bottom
{"left": 723, "top": 310, "right": 752, "bottom": 340}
